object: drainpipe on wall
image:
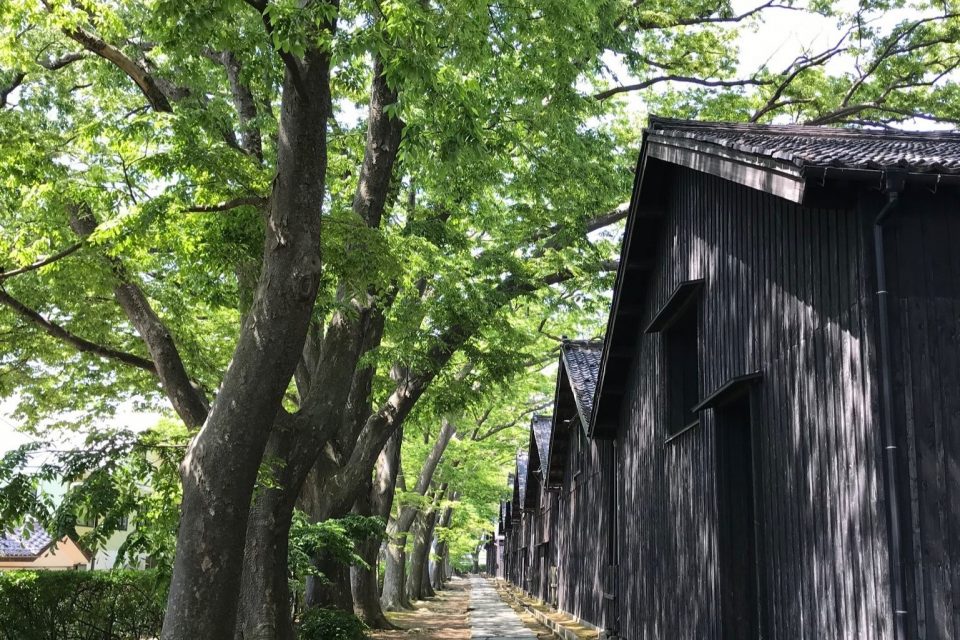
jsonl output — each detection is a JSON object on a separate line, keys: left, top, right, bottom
{"left": 873, "top": 168, "right": 909, "bottom": 640}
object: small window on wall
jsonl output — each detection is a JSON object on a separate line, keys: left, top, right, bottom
{"left": 645, "top": 279, "right": 703, "bottom": 437}
{"left": 76, "top": 512, "right": 97, "bottom": 528}
{"left": 665, "top": 302, "right": 700, "bottom": 434}
{"left": 75, "top": 512, "right": 129, "bottom": 531}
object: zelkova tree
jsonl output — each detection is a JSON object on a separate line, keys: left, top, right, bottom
{"left": 2, "top": 2, "right": 625, "bottom": 636}
{"left": 3, "top": 1, "right": 960, "bottom": 639}
{"left": 379, "top": 379, "right": 553, "bottom": 611}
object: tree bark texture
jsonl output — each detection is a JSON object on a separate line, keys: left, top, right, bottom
{"left": 234, "top": 416, "right": 313, "bottom": 640}
{"left": 379, "top": 421, "right": 455, "bottom": 608}
{"left": 380, "top": 523, "right": 411, "bottom": 611}
{"left": 430, "top": 502, "right": 454, "bottom": 590}
{"left": 236, "top": 54, "right": 402, "bottom": 636}
{"left": 351, "top": 428, "right": 402, "bottom": 628}
{"left": 233, "top": 493, "right": 298, "bottom": 640}
{"left": 161, "top": 44, "right": 332, "bottom": 640}
{"left": 406, "top": 492, "right": 442, "bottom": 602}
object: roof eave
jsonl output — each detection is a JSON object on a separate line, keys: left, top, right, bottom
{"left": 647, "top": 131, "right": 806, "bottom": 204}
{"left": 590, "top": 130, "right": 651, "bottom": 440}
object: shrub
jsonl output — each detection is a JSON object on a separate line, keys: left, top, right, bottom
{"left": 0, "top": 569, "right": 167, "bottom": 640}
{"left": 298, "top": 607, "right": 367, "bottom": 640}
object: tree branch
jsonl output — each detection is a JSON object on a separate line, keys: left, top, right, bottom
{"left": 541, "top": 259, "right": 619, "bottom": 286}
{"left": 840, "top": 14, "right": 960, "bottom": 109}
{"left": 472, "top": 400, "right": 552, "bottom": 441}
{"left": 0, "top": 72, "right": 25, "bottom": 107}
{"left": 184, "top": 195, "right": 268, "bottom": 213}
{"left": 594, "top": 75, "right": 767, "bottom": 101}
{"left": 750, "top": 31, "right": 851, "bottom": 122}
{"left": 69, "top": 207, "right": 208, "bottom": 428}
{"left": 209, "top": 50, "right": 264, "bottom": 161}
{"left": 806, "top": 103, "right": 960, "bottom": 127}
{"left": 63, "top": 26, "right": 172, "bottom": 112}
{"left": 0, "top": 287, "right": 157, "bottom": 373}
{"left": 37, "top": 51, "right": 86, "bottom": 71}
{"left": 0, "top": 241, "right": 84, "bottom": 281}
{"left": 351, "top": 56, "right": 403, "bottom": 228}
{"left": 585, "top": 205, "right": 629, "bottom": 233}
{"left": 527, "top": 204, "right": 628, "bottom": 249}
{"left": 240, "top": 0, "right": 309, "bottom": 99}
{"left": 619, "top": 0, "right": 803, "bottom": 31}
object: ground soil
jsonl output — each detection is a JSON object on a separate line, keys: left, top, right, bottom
{"left": 366, "top": 577, "right": 472, "bottom": 640}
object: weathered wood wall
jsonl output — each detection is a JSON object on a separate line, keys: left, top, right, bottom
{"left": 552, "top": 430, "right": 612, "bottom": 629}
{"left": 501, "top": 424, "right": 612, "bottom": 630}
{"left": 614, "top": 165, "right": 893, "bottom": 639}
{"left": 498, "top": 165, "right": 960, "bottom": 640}
{"left": 885, "top": 188, "right": 960, "bottom": 640}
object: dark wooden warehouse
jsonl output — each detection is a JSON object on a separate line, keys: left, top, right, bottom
{"left": 498, "top": 118, "right": 960, "bottom": 640}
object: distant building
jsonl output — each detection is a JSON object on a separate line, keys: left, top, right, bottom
{"left": 42, "top": 479, "right": 141, "bottom": 570}
{"left": 0, "top": 523, "right": 89, "bottom": 571}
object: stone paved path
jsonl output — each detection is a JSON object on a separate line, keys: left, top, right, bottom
{"left": 468, "top": 575, "right": 538, "bottom": 639}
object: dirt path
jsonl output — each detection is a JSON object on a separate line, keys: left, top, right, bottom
{"left": 366, "top": 576, "right": 471, "bottom": 640}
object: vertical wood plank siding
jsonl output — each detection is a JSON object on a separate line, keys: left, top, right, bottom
{"left": 615, "top": 166, "right": 891, "bottom": 639}
{"left": 884, "top": 190, "right": 960, "bottom": 640}
{"left": 554, "top": 435, "right": 613, "bottom": 628}
{"left": 498, "top": 164, "right": 959, "bottom": 640}
{"left": 502, "top": 428, "right": 613, "bottom": 629}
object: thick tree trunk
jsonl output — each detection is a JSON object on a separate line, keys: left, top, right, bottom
{"left": 380, "top": 527, "right": 411, "bottom": 611}
{"left": 421, "top": 509, "right": 441, "bottom": 597}
{"left": 430, "top": 540, "right": 448, "bottom": 590}
{"left": 430, "top": 503, "right": 454, "bottom": 591}
{"left": 237, "top": 219, "right": 389, "bottom": 637}
{"left": 351, "top": 429, "right": 402, "bottom": 628}
{"left": 236, "top": 53, "right": 403, "bottom": 636}
{"left": 234, "top": 479, "right": 298, "bottom": 640}
{"left": 351, "top": 528, "right": 391, "bottom": 626}
{"left": 162, "top": 48, "right": 332, "bottom": 640}
{"left": 406, "top": 505, "right": 439, "bottom": 602}
{"left": 235, "top": 416, "right": 322, "bottom": 640}
{"left": 306, "top": 551, "right": 354, "bottom": 611}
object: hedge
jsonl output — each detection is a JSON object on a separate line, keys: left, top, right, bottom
{"left": 0, "top": 570, "right": 167, "bottom": 640}
{"left": 298, "top": 607, "right": 367, "bottom": 640}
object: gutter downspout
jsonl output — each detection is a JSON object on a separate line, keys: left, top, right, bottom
{"left": 873, "top": 169, "right": 909, "bottom": 639}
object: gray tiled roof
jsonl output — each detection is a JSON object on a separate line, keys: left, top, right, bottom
{"left": 516, "top": 451, "right": 529, "bottom": 507}
{"left": 530, "top": 414, "right": 552, "bottom": 475}
{"left": 561, "top": 340, "right": 603, "bottom": 425}
{"left": 0, "top": 523, "right": 52, "bottom": 558}
{"left": 649, "top": 116, "right": 960, "bottom": 174}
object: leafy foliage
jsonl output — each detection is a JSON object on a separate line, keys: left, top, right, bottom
{"left": 0, "top": 570, "right": 168, "bottom": 640}
{"left": 0, "top": 420, "right": 187, "bottom": 569}
{"left": 287, "top": 511, "right": 386, "bottom": 594}
{"left": 297, "top": 607, "right": 367, "bottom": 640}
{"left": 3, "top": 0, "right": 960, "bottom": 623}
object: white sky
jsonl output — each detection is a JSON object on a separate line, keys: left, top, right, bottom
{"left": 0, "top": 397, "right": 162, "bottom": 457}
{"left": 0, "top": 1, "right": 948, "bottom": 456}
